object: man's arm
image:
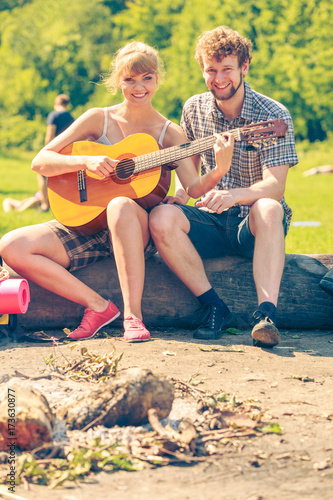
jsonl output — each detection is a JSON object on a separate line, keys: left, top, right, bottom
{"left": 197, "top": 164, "right": 289, "bottom": 213}
{"left": 169, "top": 133, "right": 234, "bottom": 204}
{"left": 162, "top": 123, "right": 234, "bottom": 204}
{"left": 44, "top": 124, "right": 57, "bottom": 145}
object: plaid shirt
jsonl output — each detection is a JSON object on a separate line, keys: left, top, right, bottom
{"left": 180, "top": 81, "right": 298, "bottom": 229}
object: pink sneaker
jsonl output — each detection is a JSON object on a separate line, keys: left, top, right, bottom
{"left": 123, "top": 316, "right": 150, "bottom": 342}
{"left": 68, "top": 301, "right": 120, "bottom": 340}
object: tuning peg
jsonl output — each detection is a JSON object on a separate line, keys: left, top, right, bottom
{"left": 252, "top": 142, "right": 260, "bottom": 148}
{"left": 271, "top": 139, "right": 277, "bottom": 145}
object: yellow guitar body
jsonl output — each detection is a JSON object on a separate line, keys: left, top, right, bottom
{"left": 48, "top": 134, "right": 168, "bottom": 235}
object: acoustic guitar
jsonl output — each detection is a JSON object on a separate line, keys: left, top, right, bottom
{"left": 48, "top": 118, "right": 288, "bottom": 235}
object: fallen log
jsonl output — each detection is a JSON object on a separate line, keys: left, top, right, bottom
{"left": 4, "top": 253, "right": 333, "bottom": 330}
{"left": 57, "top": 368, "right": 174, "bottom": 431}
{"left": 0, "top": 384, "right": 54, "bottom": 451}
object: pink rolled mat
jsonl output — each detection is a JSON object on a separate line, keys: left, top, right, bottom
{"left": 0, "top": 279, "right": 30, "bottom": 314}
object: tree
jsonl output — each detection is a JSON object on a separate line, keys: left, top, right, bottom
{"left": 0, "top": 0, "right": 123, "bottom": 148}
{"left": 0, "top": 0, "right": 332, "bottom": 148}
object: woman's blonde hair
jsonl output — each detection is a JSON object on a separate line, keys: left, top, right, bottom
{"left": 105, "top": 41, "right": 164, "bottom": 94}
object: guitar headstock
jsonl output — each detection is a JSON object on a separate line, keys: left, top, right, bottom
{"left": 238, "top": 119, "right": 288, "bottom": 148}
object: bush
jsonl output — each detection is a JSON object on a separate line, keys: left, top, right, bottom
{"left": 0, "top": 114, "right": 45, "bottom": 151}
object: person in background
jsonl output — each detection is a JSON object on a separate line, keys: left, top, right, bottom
{"left": 2, "top": 189, "right": 46, "bottom": 213}
{"left": 149, "top": 26, "right": 298, "bottom": 348}
{"left": 40, "top": 94, "right": 75, "bottom": 210}
{"left": 45, "top": 93, "right": 75, "bottom": 144}
{"left": 2, "top": 94, "right": 75, "bottom": 214}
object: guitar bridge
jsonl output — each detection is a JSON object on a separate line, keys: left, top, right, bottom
{"left": 78, "top": 170, "right": 87, "bottom": 203}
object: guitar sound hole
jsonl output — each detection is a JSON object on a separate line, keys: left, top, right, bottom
{"left": 116, "top": 158, "right": 135, "bottom": 180}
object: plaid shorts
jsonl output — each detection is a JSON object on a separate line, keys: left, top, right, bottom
{"left": 46, "top": 220, "right": 156, "bottom": 272}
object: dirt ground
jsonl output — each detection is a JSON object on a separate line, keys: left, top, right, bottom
{"left": 0, "top": 325, "right": 333, "bottom": 500}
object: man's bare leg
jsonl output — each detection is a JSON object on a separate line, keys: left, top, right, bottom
{"left": 249, "top": 199, "right": 285, "bottom": 347}
{"left": 149, "top": 205, "right": 211, "bottom": 295}
{"left": 149, "top": 204, "right": 231, "bottom": 339}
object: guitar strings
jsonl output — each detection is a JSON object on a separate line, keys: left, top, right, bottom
{"left": 81, "top": 167, "right": 166, "bottom": 187}
{"left": 107, "top": 124, "right": 270, "bottom": 176}
{"left": 112, "top": 135, "right": 218, "bottom": 177}
{"left": 79, "top": 123, "right": 277, "bottom": 181}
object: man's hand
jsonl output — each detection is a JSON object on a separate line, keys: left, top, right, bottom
{"left": 196, "top": 189, "right": 237, "bottom": 213}
{"left": 213, "top": 132, "right": 234, "bottom": 177}
{"left": 162, "top": 192, "right": 188, "bottom": 205}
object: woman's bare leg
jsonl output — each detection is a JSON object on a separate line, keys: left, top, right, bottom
{"left": 107, "top": 198, "right": 150, "bottom": 320}
{"left": 0, "top": 224, "right": 108, "bottom": 312}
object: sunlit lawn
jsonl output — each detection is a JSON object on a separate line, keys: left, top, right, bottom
{"left": 0, "top": 139, "right": 332, "bottom": 254}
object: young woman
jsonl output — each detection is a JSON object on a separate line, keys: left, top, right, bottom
{"left": 0, "top": 41, "right": 233, "bottom": 342}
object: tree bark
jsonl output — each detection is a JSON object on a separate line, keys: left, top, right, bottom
{"left": 0, "top": 384, "right": 54, "bottom": 451}
{"left": 57, "top": 368, "right": 174, "bottom": 431}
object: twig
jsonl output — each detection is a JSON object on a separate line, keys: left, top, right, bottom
{"left": 173, "top": 378, "right": 206, "bottom": 394}
{"left": 13, "top": 370, "right": 52, "bottom": 381}
{"left": 61, "top": 359, "right": 86, "bottom": 375}
{"left": 158, "top": 447, "right": 207, "bottom": 463}
{"left": 80, "top": 410, "right": 107, "bottom": 432}
{"left": 148, "top": 408, "right": 182, "bottom": 441}
{"left": 21, "top": 475, "right": 30, "bottom": 491}
{"left": 201, "top": 430, "right": 258, "bottom": 442}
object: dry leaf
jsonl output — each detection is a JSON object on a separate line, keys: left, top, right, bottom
{"left": 313, "top": 458, "right": 331, "bottom": 470}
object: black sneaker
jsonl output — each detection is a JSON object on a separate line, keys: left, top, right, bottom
{"left": 193, "top": 304, "right": 232, "bottom": 340}
{"left": 251, "top": 310, "right": 280, "bottom": 348}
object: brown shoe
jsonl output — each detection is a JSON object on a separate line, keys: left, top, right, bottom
{"left": 251, "top": 311, "right": 280, "bottom": 348}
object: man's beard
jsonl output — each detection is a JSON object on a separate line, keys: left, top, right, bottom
{"left": 211, "top": 73, "right": 243, "bottom": 101}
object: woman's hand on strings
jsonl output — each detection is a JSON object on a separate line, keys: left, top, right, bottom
{"left": 85, "top": 156, "right": 118, "bottom": 178}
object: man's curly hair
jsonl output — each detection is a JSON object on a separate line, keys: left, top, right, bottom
{"left": 195, "top": 26, "right": 252, "bottom": 69}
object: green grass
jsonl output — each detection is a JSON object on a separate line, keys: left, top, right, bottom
{"left": 0, "top": 139, "right": 332, "bottom": 254}
{"left": 0, "top": 150, "right": 51, "bottom": 236}
{"left": 284, "top": 137, "right": 333, "bottom": 254}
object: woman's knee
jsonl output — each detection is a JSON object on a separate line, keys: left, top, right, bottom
{"left": 1, "top": 224, "right": 67, "bottom": 269}
{"left": 0, "top": 229, "right": 29, "bottom": 265}
{"left": 107, "top": 197, "right": 138, "bottom": 225}
{"left": 107, "top": 197, "right": 151, "bottom": 242}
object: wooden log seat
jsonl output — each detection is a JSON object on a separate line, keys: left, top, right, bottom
{"left": 3, "top": 254, "right": 333, "bottom": 331}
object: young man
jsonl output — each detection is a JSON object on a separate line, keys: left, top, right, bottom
{"left": 149, "top": 26, "right": 298, "bottom": 347}
{"left": 38, "top": 94, "right": 76, "bottom": 211}
{"left": 45, "top": 94, "right": 75, "bottom": 144}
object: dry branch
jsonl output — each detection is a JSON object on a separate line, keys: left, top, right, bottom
{"left": 57, "top": 368, "right": 174, "bottom": 430}
{"left": 0, "top": 384, "right": 54, "bottom": 451}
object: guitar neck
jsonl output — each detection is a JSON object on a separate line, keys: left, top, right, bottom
{"left": 134, "top": 127, "right": 243, "bottom": 173}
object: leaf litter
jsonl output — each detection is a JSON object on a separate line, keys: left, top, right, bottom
{"left": 0, "top": 341, "right": 285, "bottom": 489}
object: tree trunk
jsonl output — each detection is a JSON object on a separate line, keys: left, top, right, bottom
{"left": 57, "top": 368, "right": 174, "bottom": 431}
{"left": 0, "top": 384, "right": 54, "bottom": 451}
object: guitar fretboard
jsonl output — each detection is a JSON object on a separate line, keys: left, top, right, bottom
{"left": 132, "top": 128, "right": 242, "bottom": 174}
